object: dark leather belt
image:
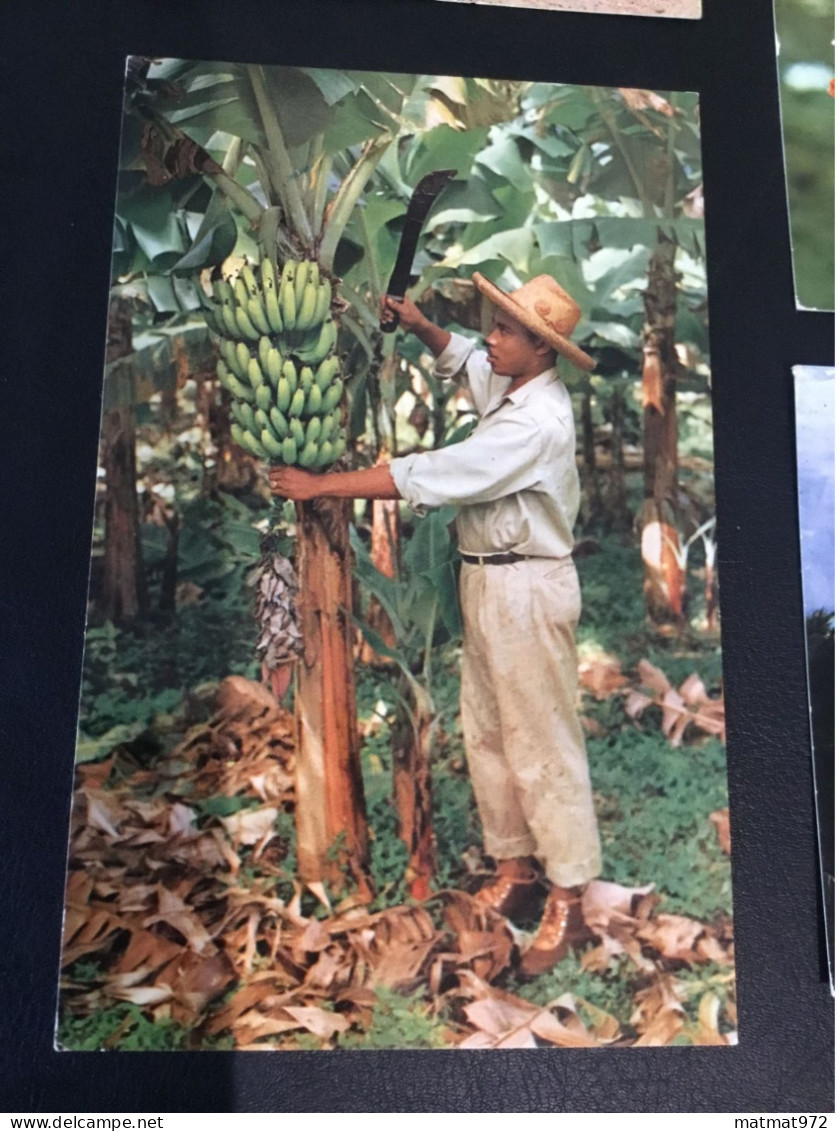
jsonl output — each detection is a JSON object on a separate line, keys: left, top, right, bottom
{"left": 460, "top": 551, "right": 532, "bottom": 566}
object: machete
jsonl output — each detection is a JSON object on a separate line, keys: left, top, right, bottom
{"left": 380, "top": 168, "right": 456, "bottom": 333}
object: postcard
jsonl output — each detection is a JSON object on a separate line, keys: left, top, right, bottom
{"left": 57, "top": 62, "right": 733, "bottom": 1051}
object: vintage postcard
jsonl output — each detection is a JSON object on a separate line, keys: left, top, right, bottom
{"left": 57, "top": 63, "right": 733, "bottom": 1051}
{"left": 793, "top": 365, "right": 835, "bottom": 988}
{"left": 776, "top": 0, "right": 835, "bottom": 310}
{"left": 437, "top": 0, "right": 701, "bottom": 17}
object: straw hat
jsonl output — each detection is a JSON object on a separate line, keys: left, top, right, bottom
{"left": 472, "top": 272, "right": 595, "bottom": 372}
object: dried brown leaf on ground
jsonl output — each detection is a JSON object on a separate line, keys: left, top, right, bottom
{"left": 631, "top": 973, "right": 686, "bottom": 1046}
{"left": 456, "top": 974, "right": 600, "bottom": 1048}
{"left": 625, "top": 659, "right": 725, "bottom": 746}
{"left": 709, "top": 808, "right": 731, "bottom": 855}
{"left": 578, "top": 651, "right": 629, "bottom": 699}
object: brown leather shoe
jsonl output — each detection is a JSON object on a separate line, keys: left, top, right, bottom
{"left": 518, "top": 887, "right": 589, "bottom": 976}
{"left": 472, "top": 872, "right": 541, "bottom": 920}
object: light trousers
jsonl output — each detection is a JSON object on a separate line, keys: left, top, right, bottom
{"left": 460, "top": 556, "right": 602, "bottom": 888}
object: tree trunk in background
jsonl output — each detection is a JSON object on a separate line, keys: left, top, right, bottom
{"left": 641, "top": 232, "right": 685, "bottom": 625}
{"left": 294, "top": 498, "right": 370, "bottom": 897}
{"left": 102, "top": 299, "right": 148, "bottom": 626}
{"left": 392, "top": 683, "right": 436, "bottom": 901}
{"left": 605, "top": 384, "right": 633, "bottom": 534}
{"left": 579, "top": 381, "right": 602, "bottom": 529}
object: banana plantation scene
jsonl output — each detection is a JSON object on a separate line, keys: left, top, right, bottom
{"left": 59, "top": 62, "right": 734, "bottom": 1052}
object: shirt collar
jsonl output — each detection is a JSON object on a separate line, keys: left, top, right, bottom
{"left": 483, "top": 367, "right": 559, "bottom": 417}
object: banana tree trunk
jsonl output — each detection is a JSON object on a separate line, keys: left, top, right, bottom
{"left": 102, "top": 299, "right": 148, "bottom": 626}
{"left": 294, "top": 498, "right": 370, "bottom": 896}
{"left": 605, "top": 384, "right": 632, "bottom": 534}
{"left": 640, "top": 232, "right": 685, "bottom": 625}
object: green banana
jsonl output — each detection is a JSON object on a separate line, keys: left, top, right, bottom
{"left": 289, "top": 388, "right": 306, "bottom": 418}
{"left": 238, "top": 402, "right": 258, "bottom": 434}
{"left": 225, "top": 372, "right": 256, "bottom": 403}
{"left": 281, "top": 436, "right": 298, "bottom": 465}
{"left": 304, "top": 383, "right": 323, "bottom": 417}
{"left": 248, "top": 294, "right": 272, "bottom": 337}
{"left": 233, "top": 278, "right": 250, "bottom": 309}
{"left": 332, "top": 434, "right": 346, "bottom": 460}
{"left": 280, "top": 260, "right": 296, "bottom": 289}
{"left": 299, "top": 365, "right": 314, "bottom": 393}
{"left": 261, "top": 428, "right": 284, "bottom": 460}
{"left": 294, "top": 260, "right": 310, "bottom": 306}
{"left": 322, "top": 378, "right": 344, "bottom": 414}
{"left": 264, "top": 284, "right": 284, "bottom": 334}
{"left": 247, "top": 358, "right": 266, "bottom": 391}
{"left": 255, "top": 384, "right": 273, "bottom": 413}
{"left": 296, "top": 280, "right": 318, "bottom": 332}
{"left": 260, "top": 255, "right": 277, "bottom": 295}
{"left": 242, "top": 430, "right": 269, "bottom": 460}
{"left": 319, "top": 412, "right": 336, "bottom": 443}
{"left": 290, "top": 418, "right": 305, "bottom": 448}
{"left": 280, "top": 276, "right": 297, "bottom": 330}
{"left": 258, "top": 336, "right": 271, "bottom": 373}
{"left": 315, "top": 356, "right": 339, "bottom": 392}
{"left": 276, "top": 376, "right": 292, "bottom": 414}
{"left": 307, "top": 261, "right": 320, "bottom": 291}
{"left": 267, "top": 347, "right": 283, "bottom": 389}
{"left": 220, "top": 303, "right": 240, "bottom": 339}
{"left": 282, "top": 360, "right": 298, "bottom": 396}
{"left": 269, "top": 406, "right": 289, "bottom": 439}
{"left": 298, "top": 440, "right": 319, "bottom": 468}
{"left": 305, "top": 416, "right": 322, "bottom": 445}
{"left": 316, "top": 439, "right": 334, "bottom": 467}
{"left": 314, "top": 280, "right": 331, "bottom": 325}
{"left": 241, "top": 264, "right": 260, "bottom": 298}
{"left": 254, "top": 407, "right": 271, "bottom": 432}
{"left": 235, "top": 305, "right": 261, "bottom": 342}
{"left": 214, "top": 279, "right": 235, "bottom": 307}
{"left": 236, "top": 342, "right": 252, "bottom": 378}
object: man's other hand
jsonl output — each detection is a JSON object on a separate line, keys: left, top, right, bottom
{"left": 269, "top": 466, "right": 321, "bottom": 500}
{"left": 380, "top": 293, "right": 425, "bottom": 333}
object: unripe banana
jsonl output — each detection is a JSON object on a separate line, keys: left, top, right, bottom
{"left": 281, "top": 436, "right": 297, "bottom": 465}
{"left": 225, "top": 372, "right": 256, "bottom": 404}
{"left": 307, "top": 261, "right": 320, "bottom": 291}
{"left": 299, "top": 365, "right": 315, "bottom": 393}
{"left": 315, "top": 356, "right": 339, "bottom": 392}
{"left": 255, "top": 384, "right": 273, "bottom": 413}
{"left": 247, "top": 357, "right": 266, "bottom": 391}
{"left": 282, "top": 360, "right": 298, "bottom": 396}
{"left": 294, "top": 260, "right": 310, "bottom": 306}
{"left": 220, "top": 339, "right": 240, "bottom": 379}
{"left": 269, "top": 406, "right": 289, "bottom": 439}
{"left": 260, "top": 256, "right": 277, "bottom": 294}
{"left": 296, "top": 280, "right": 318, "bottom": 332}
{"left": 304, "top": 383, "right": 323, "bottom": 417}
{"left": 299, "top": 440, "right": 319, "bottom": 468}
{"left": 276, "top": 376, "right": 292, "bottom": 414}
{"left": 230, "top": 401, "right": 247, "bottom": 430}
{"left": 258, "top": 336, "right": 271, "bottom": 373}
{"left": 203, "top": 306, "right": 222, "bottom": 336}
{"left": 305, "top": 416, "right": 322, "bottom": 445}
{"left": 267, "top": 347, "right": 283, "bottom": 388}
{"left": 214, "top": 279, "right": 235, "bottom": 307}
{"left": 332, "top": 434, "right": 347, "bottom": 460}
{"left": 241, "top": 430, "right": 269, "bottom": 460}
{"left": 220, "top": 303, "right": 240, "bottom": 339}
{"left": 281, "top": 260, "right": 296, "bottom": 289}
{"left": 314, "top": 280, "right": 331, "bottom": 326}
{"left": 241, "top": 264, "right": 260, "bottom": 298}
{"left": 264, "top": 285, "right": 284, "bottom": 334}
{"left": 235, "top": 305, "right": 260, "bottom": 342}
{"left": 254, "top": 407, "right": 271, "bottom": 432}
{"left": 290, "top": 418, "right": 305, "bottom": 448}
{"left": 238, "top": 402, "right": 258, "bottom": 434}
{"left": 289, "top": 387, "right": 306, "bottom": 418}
{"left": 319, "top": 412, "right": 336, "bottom": 443}
{"left": 316, "top": 439, "right": 334, "bottom": 467}
{"left": 233, "top": 278, "right": 250, "bottom": 309}
{"left": 322, "top": 378, "right": 344, "bottom": 414}
{"left": 308, "top": 319, "right": 336, "bottom": 364}
{"left": 280, "top": 276, "right": 297, "bottom": 330}
{"left": 261, "top": 428, "right": 284, "bottom": 460}
{"left": 248, "top": 295, "right": 272, "bottom": 337}
{"left": 216, "top": 358, "right": 232, "bottom": 388}
{"left": 230, "top": 422, "right": 247, "bottom": 448}
{"left": 236, "top": 342, "right": 252, "bottom": 378}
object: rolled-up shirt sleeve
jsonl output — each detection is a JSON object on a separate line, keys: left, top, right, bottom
{"left": 391, "top": 411, "right": 556, "bottom": 513}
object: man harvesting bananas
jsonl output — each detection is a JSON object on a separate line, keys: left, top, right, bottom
{"left": 270, "top": 273, "right": 601, "bottom": 975}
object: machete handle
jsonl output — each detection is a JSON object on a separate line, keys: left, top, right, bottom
{"left": 380, "top": 296, "right": 401, "bottom": 334}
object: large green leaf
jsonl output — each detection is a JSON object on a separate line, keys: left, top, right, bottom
{"left": 429, "top": 176, "right": 500, "bottom": 226}
{"left": 475, "top": 134, "right": 532, "bottom": 192}
{"left": 118, "top": 185, "right": 186, "bottom": 264}
{"left": 405, "top": 124, "right": 489, "bottom": 185}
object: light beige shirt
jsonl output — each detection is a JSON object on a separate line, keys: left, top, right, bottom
{"left": 389, "top": 332, "right": 580, "bottom": 558}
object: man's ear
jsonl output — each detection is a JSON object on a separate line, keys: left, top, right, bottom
{"left": 533, "top": 335, "right": 552, "bottom": 356}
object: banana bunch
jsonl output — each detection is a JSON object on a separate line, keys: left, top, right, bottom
{"left": 204, "top": 256, "right": 347, "bottom": 470}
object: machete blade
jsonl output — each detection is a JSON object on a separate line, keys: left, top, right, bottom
{"left": 380, "top": 168, "right": 456, "bottom": 332}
